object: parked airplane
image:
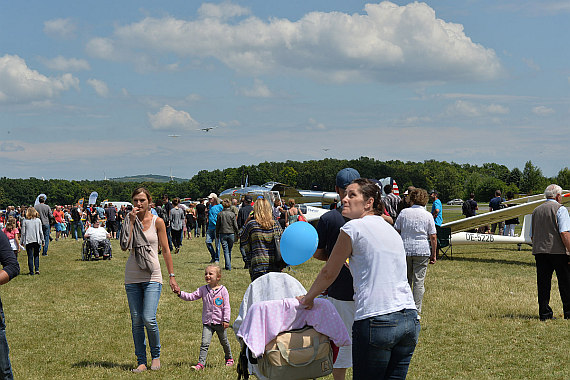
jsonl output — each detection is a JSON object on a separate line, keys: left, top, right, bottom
{"left": 219, "top": 177, "right": 400, "bottom": 223}
{"left": 445, "top": 192, "right": 570, "bottom": 246}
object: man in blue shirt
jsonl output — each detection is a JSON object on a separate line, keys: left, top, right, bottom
{"left": 430, "top": 190, "right": 443, "bottom": 226}
{"left": 206, "top": 193, "right": 223, "bottom": 264}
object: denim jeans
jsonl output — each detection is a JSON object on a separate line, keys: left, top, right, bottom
{"left": 72, "top": 221, "right": 84, "bottom": 240}
{"left": 125, "top": 282, "right": 163, "bottom": 366}
{"left": 239, "top": 246, "right": 248, "bottom": 267}
{"left": 352, "top": 309, "right": 420, "bottom": 380}
{"left": 205, "top": 229, "right": 220, "bottom": 262}
{"left": 41, "top": 224, "right": 50, "bottom": 255}
{"left": 198, "top": 324, "right": 233, "bottom": 365}
{"left": 218, "top": 233, "right": 234, "bottom": 270}
{"left": 165, "top": 226, "right": 173, "bottom": 251}
{"left": 26, "top": 242, "right": 40, "bottom": 274}
{"left": 0, "top": 301, "right": 13, "bottom": 380}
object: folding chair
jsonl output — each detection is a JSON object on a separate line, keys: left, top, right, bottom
{"left": 436, "top": 225, "right": 452, "bottom": 260}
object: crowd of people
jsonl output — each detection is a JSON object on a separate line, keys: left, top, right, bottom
{"left": 0, "top": 177, "right": 569, "bottom": 379}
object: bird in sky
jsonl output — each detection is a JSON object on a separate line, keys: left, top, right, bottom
{"left": 197, "top": 126, "right": 217, "bottom": 132}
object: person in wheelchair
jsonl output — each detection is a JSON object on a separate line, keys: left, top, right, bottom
{"left": 84, "top": 219, "right": 111, "bottom": 259}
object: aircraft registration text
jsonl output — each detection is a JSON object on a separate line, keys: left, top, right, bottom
{"left": 465, "top": 233, "right": 495, "bottom": 243}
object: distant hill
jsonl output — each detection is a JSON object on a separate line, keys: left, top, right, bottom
{"left": 109, "top": 174, "right": 188, "bottom": 183}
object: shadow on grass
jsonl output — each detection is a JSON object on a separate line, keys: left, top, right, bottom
{"left": 451, "top": 256, "right": 535, "bottom": 267}
{"left": 494, "top": 313, "right": 538, "bottom": 320}
{"left": 71, "top": 361, "right": 132, "bottom": 370}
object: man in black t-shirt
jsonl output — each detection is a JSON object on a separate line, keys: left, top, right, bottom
{"left": 195, "top": 200, "right": 207, "bottom": 237}
{"left": 105, "top": 203, "right": 118, "bottom": 239}
{"left": 70, "top": 205, "right": 84, "bottom": 240}
{"left": 313, "top": 168, "right": 360, "bottom": 380}
{"left": 162, "top": 195, "right": 174, "bottom": 250}
{"left": 237, "top": 195, "right": 254, "bottom": 268}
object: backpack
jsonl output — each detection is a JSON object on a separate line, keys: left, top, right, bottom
{"left": 462, "top": 200, "right": 472, "bottom": 216}
{"left": 255, "top": 326, "right": 333, "bottom": 380}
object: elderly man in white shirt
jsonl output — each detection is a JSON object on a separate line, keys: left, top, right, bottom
{"left": 394, "top": 188, "right": 437, "bottom": 314}
{"left": 84, "top": 220, "right": 112, "bottom": 258}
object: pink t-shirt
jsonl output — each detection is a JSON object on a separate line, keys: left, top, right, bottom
{"left": 2, "top": 228, "right": 18, "bottom": 240}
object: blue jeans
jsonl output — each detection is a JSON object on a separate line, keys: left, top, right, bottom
{"left": 26, "top": 243, "right": 40, "bottom": 274}
{"left": 205, "top": 229, "right": 220, "bottom": 262}
{"left": 72, "top": 221, "right": 84, "bottom": 240}
{"left": 125, "top": 282, "right": 163, "bottom": 366}
{"left": 41, "top": 224, "right": 50, "bottom": 255}
{"left": 0, "top": 301, "right": 13, "bottom": 380}
{"left": 165, "top": 226, "right": 173, "bottom": 251}
{"left": 352, "top": 309, "right": 420, "bottom": 380}
{"left": 218, "top": 233, "right": 234, "bottom": 270}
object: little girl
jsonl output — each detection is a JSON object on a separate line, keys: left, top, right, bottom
{"left": 2, "top": 217, "right": 20, "bottom": 259}
{"left": 177, "top": 265, "right": 233, "bottom": 370}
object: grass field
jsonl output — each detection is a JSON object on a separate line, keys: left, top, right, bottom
{"left": 3, "top": 206, "right": 569, "bottom": 379}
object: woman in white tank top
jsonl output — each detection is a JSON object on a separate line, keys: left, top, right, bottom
{"left": 123, "top": 187, "right": 179, "bottom": 373}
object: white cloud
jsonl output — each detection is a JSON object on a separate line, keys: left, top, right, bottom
{"left": 239, "top": 79, "right": 273, "bottom": 98}
{"left": 307, "top": 118, "right": 326, "bottom": 130}
{"left": 486, "top": 104, "right": 510, "bottom": 114}
{"left": 42, "top": 56, "right": 90, "bottom": 71}
{"left": 523, "top": 57, "right": 540, "bottom": 71}
{"left": 0, "top": 54, "right": 79, "bottom": 104}
{"left": 87, "top": 1, "right": 502, "bottom": 83}
{"left": 148, "top": 105, "right": 199, "bottom": 130}
{"left": 532, "top": 106, "right": 555, "bottom": 115}
{"left": 86, "top": 38, "right": 116, "bottom": 59}
{"left": 0, "top": 142, "right": 24, "bottom": 153}
{"left": 87, "top": 79, "right": 109, "bottom": 97}
{"left": 198, "top": 2, "right": 251, "bottom": 20}
{"left": 44, "top": 18, "right": 76, "bottom": 39}
{"left": 446, "top": 100, "right": 509, "bottom": 117}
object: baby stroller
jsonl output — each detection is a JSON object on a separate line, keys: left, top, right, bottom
{"left": 234, "top": 272, "right": 351, "bottom": 380}
{"left": 81, "top": 237, "right": 112, "bottom": 261}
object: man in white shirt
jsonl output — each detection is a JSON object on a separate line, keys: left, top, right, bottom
{"left": 84, "top": 220, "right": 111, "bottom": 258}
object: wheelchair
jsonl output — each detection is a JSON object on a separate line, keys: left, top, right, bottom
{"left": 81, "top": 238, "right": 112, "bottom": 261}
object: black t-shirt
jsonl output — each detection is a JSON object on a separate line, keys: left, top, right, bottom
{"left": 71, "top": 207, "right": 81, "bottom": 221}
{"left": 163, "top": 201, "right": 173, "bottom": 217}
{"left": 196, "top": 204, "right": 206, "bottom": 220}
{"left": 316, "top": 208, "right": 354, "bottom": 301}
{"left": 105, "top": 207, "right": 117, "bottom": 222}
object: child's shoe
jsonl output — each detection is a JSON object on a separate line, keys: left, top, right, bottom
{"left": 225, "top": 359, "right": 234, "bottom": 367}
{"left": 191, "top": 363, "right": 205, "bottom": 371}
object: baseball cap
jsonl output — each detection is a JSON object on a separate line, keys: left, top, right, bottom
{"left": 244, "top": 195, "right": 252, "bottom": 202}
{"left": 208, "top": 193, "right": 217, "bottom": 199}
{"left": 336, "top": 168, "right": 360, "bottom": 189}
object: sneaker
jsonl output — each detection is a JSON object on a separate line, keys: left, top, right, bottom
{"left": 191, "top": 363, "right": 205, "bottom": 371}
{"left": 225, "top": 359, "right": 234, "bottom": 367}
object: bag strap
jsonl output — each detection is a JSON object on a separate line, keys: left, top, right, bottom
{"left": 275, "top": 337, "right": 320, "bottom": 367}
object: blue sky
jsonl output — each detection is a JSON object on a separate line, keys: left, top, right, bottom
{"left": 1, "top": 1, "right": 568, "bottom": 181}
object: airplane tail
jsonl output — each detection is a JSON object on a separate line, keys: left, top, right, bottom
{"left": 521, "top": 214, "right": 532, "bottom": 244}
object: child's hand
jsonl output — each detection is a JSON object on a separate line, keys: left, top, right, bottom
{"left": 222, "top": 322, "right": 229, "bottom": 329}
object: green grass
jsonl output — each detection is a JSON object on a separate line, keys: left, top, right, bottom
{"left": 4, "top": 207, "right": 569, "bottom": 379}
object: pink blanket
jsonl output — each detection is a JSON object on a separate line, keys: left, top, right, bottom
{"left": 237, "top": 297, "right": 352, "bottom": 357}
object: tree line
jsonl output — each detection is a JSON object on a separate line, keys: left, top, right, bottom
{"left": 1, "top": 158, "right": 569, "bottom": 208}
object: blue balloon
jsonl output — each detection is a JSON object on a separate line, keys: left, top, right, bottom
{"left": 280, "top": 222, "right": 319, "bottom": 266}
